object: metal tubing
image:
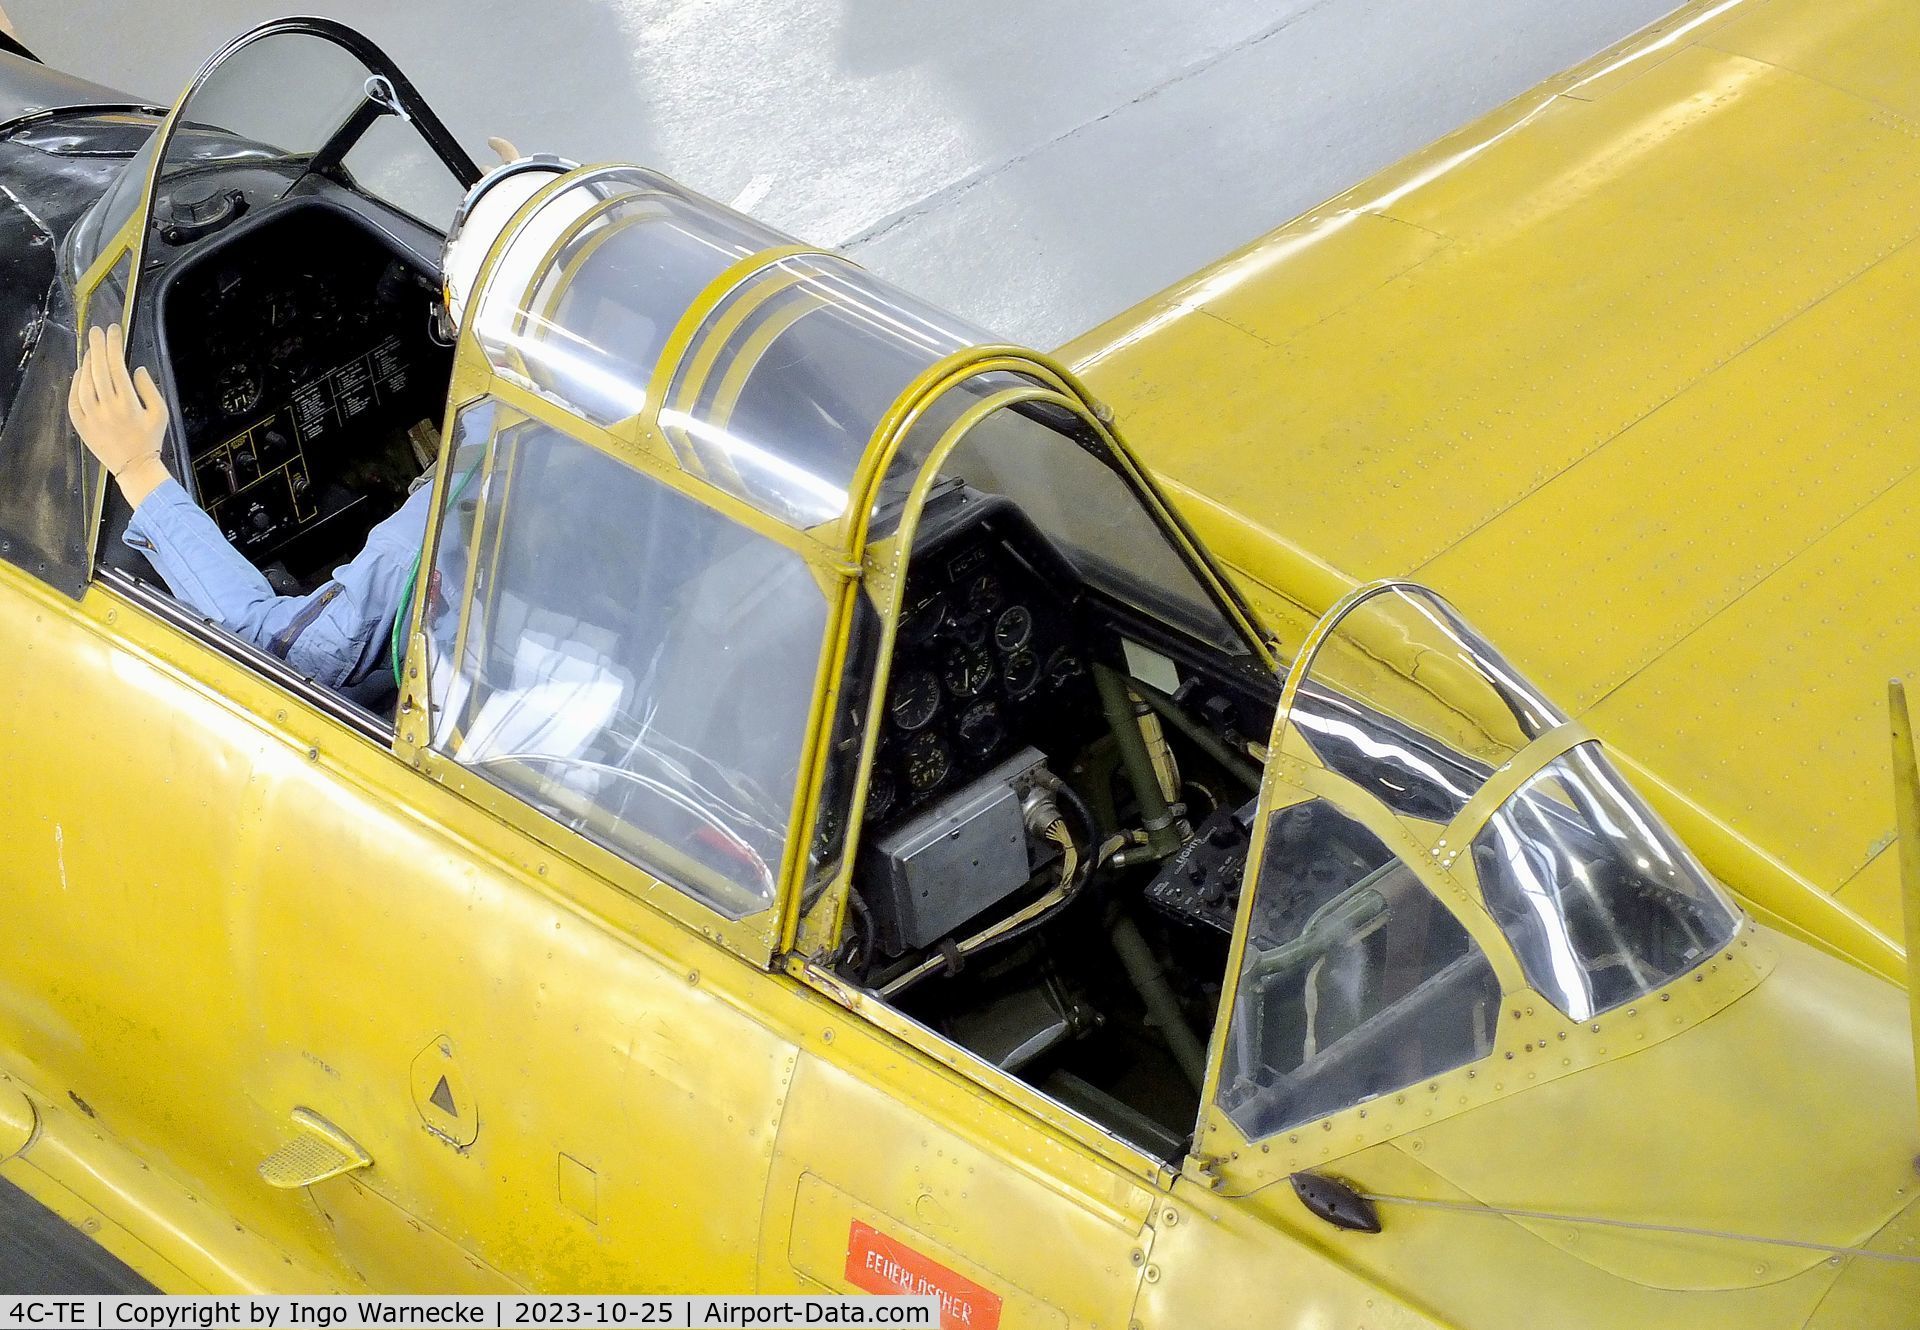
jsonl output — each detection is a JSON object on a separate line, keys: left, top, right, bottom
{"left": 1110, "top": 914, "right": 1207, "bottom": 1091}
{"left": 1134, "top": 683, "right": 1263, "bottom": 792}
{"left": 1094, "top": 664, "right": 1181, "bottom": 858}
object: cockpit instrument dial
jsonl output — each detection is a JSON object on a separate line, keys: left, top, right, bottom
{"left": 993, "top": 604, "right": 1033, "bottom": 652}
{"left": 1046, "top": 648, "right": 1084, "bottom": 691}
{"left": 901, "top": 591, "right": 948, "bottom": 644}
{"left": 1002, "top": 648, "right": 1041, "bottom": 697}
{"left": 956, "top": 701, "right": 1006, "bottom": 758}
{"left": 903, "top": 733, "right": 952, "bottom": 793}
{"left": 889, "top": 669, "right": 941, "bottom": 731}
{"left": 866, "top": 770, "right": 899, "bottom": 824}
{"left": 943, "top": 644, "right": 994, "bottom": 698}
{"left": 216, "top": 368, "right": 262, "bottom": 418}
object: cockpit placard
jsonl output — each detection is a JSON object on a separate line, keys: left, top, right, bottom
{"left": 288, "top": 333, "right": 416, "bottom": 446}
{"left": 195, "top": 333, "right": 416, "bottom": 557}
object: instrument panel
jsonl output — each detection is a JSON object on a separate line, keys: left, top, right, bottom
{"left": 868, "top": 495, "right": 1103, "bottom": 829}
{"left": 161, "top": 201, "right": 449, "bottom": 567}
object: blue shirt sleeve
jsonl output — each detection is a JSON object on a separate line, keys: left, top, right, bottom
{"left": 122, "top": 477, "right": 435, "bottom": 690}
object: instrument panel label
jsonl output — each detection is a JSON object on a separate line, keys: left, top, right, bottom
{"left": 289, "top": 335, "right": 416, "bottom": 445}
{"left": 844, "top": 1220, "right": 1003, "bottom": 1330}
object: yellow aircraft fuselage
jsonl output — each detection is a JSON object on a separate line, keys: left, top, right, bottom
{"left": 2, "top": 1, "right": 1918, "bottom": 1326}
{"left": 4, "top": 557, "right": 1916, "bottom": 1320}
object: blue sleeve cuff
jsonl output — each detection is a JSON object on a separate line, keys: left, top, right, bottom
{"left": 121, "top": 476, "right": 197, "bottom": 552}
{"left": 118, "top": 473, "right": 280, "bottom": 626}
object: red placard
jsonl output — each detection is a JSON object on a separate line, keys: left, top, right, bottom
{"left": 844, "top": 1218, "right": 1005, "bottom": 1330}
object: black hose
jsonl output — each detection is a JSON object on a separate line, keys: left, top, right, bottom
{"left": 1044, "top": 772, "right": 1101, "bottom": 859}
{"left": 842, "top": 890, "right": 876, "bottom": 978}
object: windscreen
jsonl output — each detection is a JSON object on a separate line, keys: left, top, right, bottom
{"left": 1471, "top": 743, "right": 1739, "bottom": 1020}
{"left": 77, "top": 24, "right": 470, "bottom": 273}
{"left": 1281, "top": 586, "right": 1565, "bottom": 822}
{"left": 1280, "top": 584, "right": 1743, "bottom": 1018}
{"left": 167, "top": 33, "right": 373, "bottom": 162}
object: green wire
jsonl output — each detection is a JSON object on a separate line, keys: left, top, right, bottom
{"left": 390, "top": 457, "right": 483, "bottom": 689}
{"left": 389, "top": 545, "right": 426, "bottom": 688}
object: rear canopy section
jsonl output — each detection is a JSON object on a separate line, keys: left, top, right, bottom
{"left": 462, "top": 165, "right": 991, "bottom": 539}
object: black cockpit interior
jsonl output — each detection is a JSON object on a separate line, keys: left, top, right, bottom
{"left": 98, "top": 163, "right": 453, "bottom": 611}
{"left": 160, "top": 199, "right": 448, "bottom": 580}
{"left": 841, "top": 477, "right": 1282, "bottom": 1161}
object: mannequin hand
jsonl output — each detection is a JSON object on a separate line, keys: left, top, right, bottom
{"left": 68, "top": 324, "right": 172, "bottom": 507}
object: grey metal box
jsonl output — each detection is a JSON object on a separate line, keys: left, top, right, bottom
{"left": 865, "top": 748, "right": 1053, "bottom": 954}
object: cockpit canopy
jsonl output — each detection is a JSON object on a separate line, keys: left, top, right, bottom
{"left": 70, "top": 19, "right": 475, "bottom": 284}
{"left": 468, "top": 165, "right": 993, "bottom": 532}
{"left": 411, "top": 160, "right": 1271, "bottom": 954}
{"left": 409, "top": 157, "right": 1741, "bottom": 1002}
{"left": 17, "top": 15, "right": 1767, "bottom": 1181}
{"left": 52, "top": 17, "right": 1740, "bottom": 1028}
{"left": 1275, "top": 584, "right": 1741, "bottom": 1022}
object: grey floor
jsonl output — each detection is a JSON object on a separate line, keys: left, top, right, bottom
{"left": 0, "top": 1178, "right": 152, "bottom": 1293}
{"left": 2, "top": 0, "right": 1678, "bottom": 1293}
{"left": 13, "top": 0, "right": 1680, "bottom": 348}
